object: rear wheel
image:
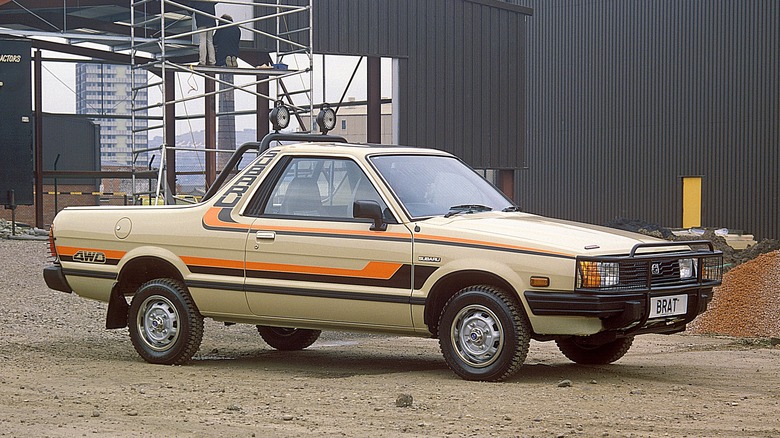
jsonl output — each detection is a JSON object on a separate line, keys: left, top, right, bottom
{"left": 128, "top": 279, "right": 203, "bottom": 365}
{"left": 556, "top": 336, "right": 634, "bottom": 364}
{"left": 256, "top": 326, "right": 321, "bottom": 351}
{"left": 438, "top": 285, "right": 530, "bottom": 381}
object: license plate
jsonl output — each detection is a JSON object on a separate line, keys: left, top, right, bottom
{"left": 649, "top": 294, "right": 688, "bottom": 318}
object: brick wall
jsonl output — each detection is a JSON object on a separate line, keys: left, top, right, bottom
{"left": 0, "top": 184, "right": 102, "bottom": 228}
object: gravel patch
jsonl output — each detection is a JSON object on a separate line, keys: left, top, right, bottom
{"left": 689, "top": 250, "right": 780, "bottom": 337}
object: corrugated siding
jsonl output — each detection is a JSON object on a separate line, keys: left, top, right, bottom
{"left": 0, "top": 39, "right": 33, "bottom": 206}
{"left": 254, "top": 0, "right": 530, "bottom": 169}
{"left": 511, "top": 0, "right": 779, "bottom": 239}
{"left": 394, "top": 0, "right": 528, "bottom": 169}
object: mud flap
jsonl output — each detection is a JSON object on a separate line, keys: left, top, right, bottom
{"left": 106, "top": 284, "right": 129, "bottom": 329}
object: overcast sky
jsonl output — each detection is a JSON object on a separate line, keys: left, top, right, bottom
{"left": 39, "top": 52, "right": 393, "bottom": 133}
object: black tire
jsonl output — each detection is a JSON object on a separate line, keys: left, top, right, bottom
{"left": 556, "top": 336, "right": 634, "bottom": 365}
{"left": 437, "top": 285, "right": 531, "bottom": 382}
{"left": 128, "top": 279, "right": 203, "bottom": 365}
{"left": 257, "top": 326, "right": 321, "bottom": 351}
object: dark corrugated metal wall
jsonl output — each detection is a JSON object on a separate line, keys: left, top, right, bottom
{"left": 512, "top": 0, "right": 779, "bottom": 239}
{"left": 394, "top": 0, "right": 529, "bottom": 169}
{"left": 255, "top": 0, "right": 531, "bottom": 169}
{"left": 0, "top": 39, "right": 33, "bottom": 206}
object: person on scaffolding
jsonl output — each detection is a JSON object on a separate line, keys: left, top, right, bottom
{"left": 189, "top": 1, "right": 217, "bottom": 66}
{"left": 214, "top": 14, "right": 240, "bottom": 67}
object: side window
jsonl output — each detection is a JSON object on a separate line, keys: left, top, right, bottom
{"left": 262, "top": 157, "right": 388, "bottom": 219}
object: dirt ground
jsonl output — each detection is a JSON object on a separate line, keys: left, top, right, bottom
{"left": 1, "top": 239, "right": 779, "bottom": 437}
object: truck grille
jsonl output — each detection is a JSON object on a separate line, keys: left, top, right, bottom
{"left": 575, "top": 241, "right": 723, "bottom": 292}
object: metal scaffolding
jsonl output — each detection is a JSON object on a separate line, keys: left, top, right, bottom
{"left": 129, "top": 0, "right": 314, "bottom": 204}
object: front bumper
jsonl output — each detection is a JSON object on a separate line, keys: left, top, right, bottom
{"left": 44, "top": 265, "right": 73, "bottom": 293}
{"left": 525, "top": 240, "right": 722, "bottom": 335}
{"left": 524, "top": 286, "right": 715, "bottom": 333}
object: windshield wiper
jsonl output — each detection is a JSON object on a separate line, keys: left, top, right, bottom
{"left": 502, "top": 206, "right": 523, "bottom": 212}
{"left": 444, "top": 204, "right": 493, "bottom": 218}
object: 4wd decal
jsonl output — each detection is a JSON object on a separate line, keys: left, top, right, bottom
{"left": 72, "top": 250, "right": 107, "bottom": 264}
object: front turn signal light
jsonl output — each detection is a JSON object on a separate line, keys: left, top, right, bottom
{"left": 530, "top": 276, "right": 550, "bottom": 288}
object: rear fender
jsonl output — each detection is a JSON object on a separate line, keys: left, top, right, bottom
{"left": 108, "top": 247, "right": 189, "bottom": 328}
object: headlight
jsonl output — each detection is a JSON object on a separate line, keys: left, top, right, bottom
{"left": 678, "top": 258, "right": 696, "bottom": 279}
{"left": 579, "top": 261, "right": 619, "bottom": 287}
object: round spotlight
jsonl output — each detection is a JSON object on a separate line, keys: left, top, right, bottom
{"left": 316, "top": 104, "right": 337, "bottom": 134}
{"left": 269, "top": 100, "right": 290, "bottom": 131}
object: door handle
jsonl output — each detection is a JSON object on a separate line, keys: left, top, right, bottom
{"left": 255, "top": 231, "right": 276, "bottom": 240}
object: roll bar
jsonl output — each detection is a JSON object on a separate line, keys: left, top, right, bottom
{"left": 202, "top": 132, "right": 347, "bottom": 202}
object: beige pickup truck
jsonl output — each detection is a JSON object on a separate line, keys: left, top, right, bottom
{"left": 44, "top": 132, "right": 723, "bottom": 381}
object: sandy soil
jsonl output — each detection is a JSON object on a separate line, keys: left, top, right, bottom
{"left": 1, "top": 239, "right": 779, "bottom": 437}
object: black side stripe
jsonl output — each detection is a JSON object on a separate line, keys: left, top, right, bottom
{"left": 187, "top": 266, "right": 245, "bottom": 277}
{"left": 413, "top": 266, "right": 438, "bottom": 290}
{"left": 185, "top": 280, "right": 244, "bottom": 292}
{"left": 415, "top": 238, "right": 576, "bottom": 260}
{"left": 62, "top": 268, "right": 118, "bottom": 280}
{"left": 218, "top": 207, "right": 237, "bottom": 223}
{"left": 274, "top": 229, "right": 412, "bottom": 244}
{"left": 201, "top": 222, "right": 248, "bottom": 233}
{"left": 244, "top": 284, "right": 419, "bottom": 305}
{"left": 185, "top": 279, "right": 426, "bottom": 305}
{"left": 186, "top": 264, "right": 439, "bottom": 291}
{"left": 59, "top": 256, "right": 120, "bottom": 266}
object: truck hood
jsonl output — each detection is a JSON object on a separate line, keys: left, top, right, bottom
{"left": 420, "top": 212, "right": 663, "bottom": 256}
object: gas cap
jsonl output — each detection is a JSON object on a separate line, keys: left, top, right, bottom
{"left": 115, "top": 217, "right": 132, "bottom": 239}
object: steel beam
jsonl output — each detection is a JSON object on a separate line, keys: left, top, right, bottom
{"left": 367, "top": 56, "right": 381, "bottom": 143}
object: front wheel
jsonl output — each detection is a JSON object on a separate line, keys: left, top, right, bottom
{"left": 257, "top": 326, "right": 321, "bottom": 351}
{"left": 128, "top": 279, "right": 203, "bottom": 365}
{"left": 556, "top": 336, "right": 634, "bottom": 364}
{"left": 438, "top": 285, "right": 531, "bottom": 381}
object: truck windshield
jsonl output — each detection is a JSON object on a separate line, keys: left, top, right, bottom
{"left": 370, "top": 154, "right": 514, "bottom": 219}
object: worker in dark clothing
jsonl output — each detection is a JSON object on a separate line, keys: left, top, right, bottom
{"left": 214, "top": 14, "right": 240, "bottom": 67}
{"left": 190, "top": 1, "right": 217, "bottom": 65}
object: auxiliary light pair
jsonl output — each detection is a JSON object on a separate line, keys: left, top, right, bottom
{"left": 269, "top": 101, "right": 337, "bottom": 134}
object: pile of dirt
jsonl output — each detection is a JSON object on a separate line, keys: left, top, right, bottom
{"left": 672, "top": 230, "right": 780, "bottom": 273}
{"left": 688, "top": 250, "right": 780, "bottom": 337}
{"left": 606, "top": 218, "right": 780, "bottom": 338}
{"left": 606, "top": 217, "right": 780, "bottom": 272}
{"left": 605, "top": 217, "right": 675, "bottom": 239}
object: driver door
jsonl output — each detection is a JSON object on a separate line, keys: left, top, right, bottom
{"left": 243, "top": 156, "right": 414, "bottom": 329}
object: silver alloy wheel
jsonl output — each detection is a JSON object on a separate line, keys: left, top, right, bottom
{"left": 450, "top": 304, "right": 504, "bottom": 368}
{"left": 137, "top": 295, "right": 180, "bottom": 352}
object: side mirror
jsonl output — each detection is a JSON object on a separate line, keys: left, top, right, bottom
{"left": 353, "top": 200, "right": 387, "bottom": 231}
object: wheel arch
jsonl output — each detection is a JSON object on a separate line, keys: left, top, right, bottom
{"left": 116, "top": 255, "right": 185, "bottom": 295}
{"left": 106, "top": 255, "right": 187, "bottom": 329}
{"left": 424, "top": 270, "right": 520, "bottom": 337}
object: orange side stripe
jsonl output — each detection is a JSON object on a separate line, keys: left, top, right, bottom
{"left": 181, "top": 256, "right": 244, "bottom": 270}
{"left": 245, "top": 260, "right": 403, "bottom": 279}
{"left": 182, "top": 256, "right": 402, "bottom": 279}
{"left": 57, "top": 246, "right": 127, "bottom": 260}
{"left": 203, "top": 207, "right": 249, "bottom": 230}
